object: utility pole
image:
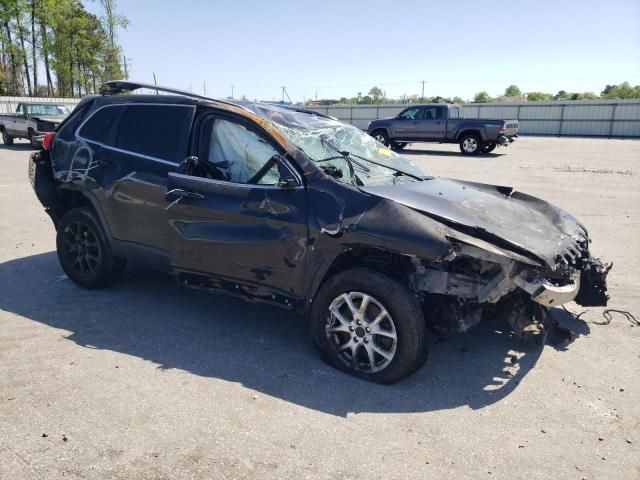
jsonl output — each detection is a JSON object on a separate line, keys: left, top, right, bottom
{"left": 230, "top": 85, "right": 234, "bottom": 98}
{"left": 281, "top": 86, "right": 292, "bottom": 104}
{"left": 203, "top": 81, "right": 207, "bottom": 96}
{"left": 421, "top": 80, "right": 425, "bottom": 102}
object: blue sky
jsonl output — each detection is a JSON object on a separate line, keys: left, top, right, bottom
{"left": 87, "top": 0, "right": 640, "bottom": 102}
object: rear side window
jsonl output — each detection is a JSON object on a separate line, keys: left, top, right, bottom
{"left": 55, "top": 100, "right": 95, "bottom": 142}
{"left": 78, "top": 105, "right": 124, "bottom": 145}
{"left": 423, "top": 107, "right": 444, "bottom": 120}
{"left": 115, "top": 105, "right": 193, "bottom": 162}
{"left": 449, "top": 107, "right": 459, "bottom": 119}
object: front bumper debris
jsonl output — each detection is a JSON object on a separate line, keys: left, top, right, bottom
{"left": 512, "top": 268, "right": 581, "bottom": 307}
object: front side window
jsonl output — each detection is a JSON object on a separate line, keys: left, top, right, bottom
{"left": 398, "top": 107, "right": 422, "bottom": 120}
{"left": 115, "top": 105, "right": 193, "bottom": 162}
{"left": 207, "top": 119, "right": 280, "bottom": 185}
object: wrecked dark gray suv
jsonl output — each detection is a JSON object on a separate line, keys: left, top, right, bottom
{"left": 29, "top": 81, "right": 610, "bottom": 383}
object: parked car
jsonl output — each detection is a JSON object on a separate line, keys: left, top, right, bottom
{"left": 367, "top": 104, "right": 519, "bottom": 155}
{"left": 1, "top": 102, "right": 70, "bottom": 148}
{"left": 29, "top": 81, "right": 610, "bottom": 383}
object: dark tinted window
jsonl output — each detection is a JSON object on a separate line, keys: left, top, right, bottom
{"left": 78, "top": 105, "right": 124, "bottom": 144}
{"left": 115, "top": 105, "right": 193, "bottom": 162}
{"left": 423, "top": 107, "right": 444, "bottom": 120}
{"left": 55, "top": 100, "right": 95, "bottom": 142}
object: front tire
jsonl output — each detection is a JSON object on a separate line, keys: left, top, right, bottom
{"left": 56, "top": 207, "right": 126, "bottom": 289}
{"left": 459, "top": 133, "right": 481, "bottom": 155}
{"left": 2, "top": 129, "right": 14, "bottom": 145}
{"left": 371, "top": 130, "right": 390, "bottom": 147}
{"left": 310, "top": 268, "right": 428, "bottom": 383}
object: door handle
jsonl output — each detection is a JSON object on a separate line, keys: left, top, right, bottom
{"left": 165, "top": 188, "right": 205, "bottom": 210}
{"left": 166, "top": 188, "right": 205, "bottom": 200}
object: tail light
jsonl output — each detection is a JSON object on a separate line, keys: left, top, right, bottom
{"left": 498, "top": 122, "right": 507, "bottom": 134}
{"left": 42, "top": 132, "right": 55, "bottom": 150}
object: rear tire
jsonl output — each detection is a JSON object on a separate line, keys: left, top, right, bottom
{"left": 56, "top": 207, "right": 126, "bottom": 289}
{"left": 2, "top": 129, "right": 14, "bottom": 145}
{"left": 371, "top": 130, "right": 390, "bottom": 147}
{"left": 310, "top": 268, "right": 428, "bottom": 383}
{"left": 391, "top": 142, "right": 408, "bottom": 151}
{"left": 459, "top": 133, "right": 481, "bottom": 155}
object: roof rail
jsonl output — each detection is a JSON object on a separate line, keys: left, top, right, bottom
{"left": 101, "top": 80, "right": 247, "bottom": 110}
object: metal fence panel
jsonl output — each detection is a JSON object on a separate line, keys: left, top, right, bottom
{"left": 3, "top": 96, "right": 638, "bottom": 138}
{"left": 519, "top": 120, "right": 562, "bottom": 135}
{"left": 477, "top": 105, "right": 520, "bottom": 119}
{"left": 0, "top": 96, "right": 79, "bottom": 114}
{"left": 563, "top": 104, "right": 614, "bottom": 120}
{"left": 462, "top": 105, "right": 480, "bottom": 118}
{"left": 611, "top": 121, "right": 640, "bottom": 137}
{"left": 304, "top": 99, "right": 640, "bottom": 137}
{"left": 562, "top": 120, "right": 611, "bottom": 136}
{"left": 519, "top": 105, "right": 563, "bottom": 120}
{"left": 614, "top": 104, "right": 640, "bottom": 120}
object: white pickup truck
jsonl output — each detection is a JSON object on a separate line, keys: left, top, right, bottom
{"left": 0, "top": 102, "right": 71, "bottom": 148}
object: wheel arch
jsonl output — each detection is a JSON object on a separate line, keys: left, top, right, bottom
{"left": 51, "top": 189, "right": 111, "bottom": 238}
{"left": 369, "top": 126, "right": 391, "bottom": 139}
{"left": 457, "top": 128, "right": 484, "bottom": 142}
{"left": 304, "top": 245, "right": 418, "bottom": 315}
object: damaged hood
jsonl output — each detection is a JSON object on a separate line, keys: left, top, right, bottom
{"left": 361, "top": 178, "right": 587, "bottom": 269}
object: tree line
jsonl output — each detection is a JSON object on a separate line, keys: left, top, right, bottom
{"left": 332, "top": 82, "right": 640, "bottom": 105}
{"left": 0, "top": 0, "right": 128, "bottom": 98}
{"left": 473, "top": 82, "right": 640, "bottom": 103}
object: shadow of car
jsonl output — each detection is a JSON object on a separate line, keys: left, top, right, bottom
{"left": 0, "top": 252, "right": 590, "bottom": 417}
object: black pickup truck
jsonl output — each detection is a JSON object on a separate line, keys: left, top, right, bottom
{"left": 367, "top": 104, "right": 519, "bottom": 155}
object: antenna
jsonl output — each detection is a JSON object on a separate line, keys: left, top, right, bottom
{"left": 152, "top": 73, "right": 159, "bottom": 95}
{"left": 230, "top": 85, "right": 235, "bottom": 99}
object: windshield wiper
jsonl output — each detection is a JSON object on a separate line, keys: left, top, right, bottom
{"left": 319, "top": 136, "right": 370, "bottom": 173}
{"left": 320, "top": 135, "right": 423, "bottom": 181}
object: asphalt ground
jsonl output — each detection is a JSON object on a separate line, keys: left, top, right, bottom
{"left": 1, "top": 136, "right": 639, "bottom": 479}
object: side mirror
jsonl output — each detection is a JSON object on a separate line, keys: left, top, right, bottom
{"left": 277, "top": 176, "right": 298, "bottom": 189}
{"left": 177, "top": 156, "right": 199, "bottom": 175}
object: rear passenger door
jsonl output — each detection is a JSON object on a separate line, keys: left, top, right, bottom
{"left": 416, "top": 106, "right": 446, "bottom": 140}
{"left": 77, "top": 103, "right": 195, "bottom": 252}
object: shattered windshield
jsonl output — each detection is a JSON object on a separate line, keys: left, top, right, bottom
{"left": 246, "top": 104, "right": 426, "bottom": 186}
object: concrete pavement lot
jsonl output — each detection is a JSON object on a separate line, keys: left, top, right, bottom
{"left": 1, "top": 137, "right": 639, "bottom": 479}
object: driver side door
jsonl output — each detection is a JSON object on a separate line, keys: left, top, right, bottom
{"left": 165, "top": 111, "right": 309, "bottom": 300}
{"left": 391, "top": 106, "right": 423, "bottom": 140}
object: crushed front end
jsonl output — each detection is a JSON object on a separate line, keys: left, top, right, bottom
{"left": 410, "top": 228, "right": 611, "bottom": 338}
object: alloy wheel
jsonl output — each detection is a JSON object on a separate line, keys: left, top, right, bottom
{"left": 61, "top": 221, "right": 102, "bottom": 275}
{"left": 325, "top": 291, "right": 398, "bottom": 373}
{"left": 462, "top": 137, "right": 478, "bottom": 153}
